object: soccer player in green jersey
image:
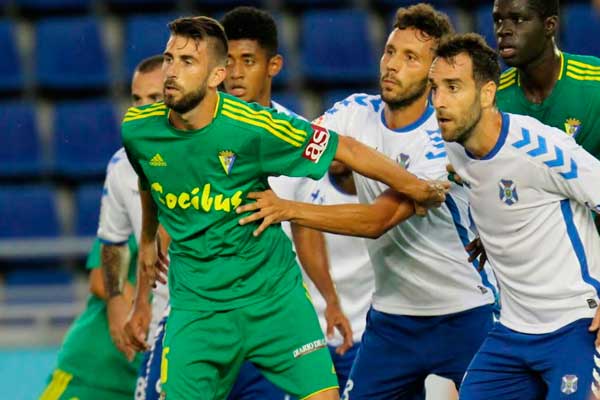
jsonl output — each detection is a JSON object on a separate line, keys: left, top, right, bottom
{"left": 494, "top": 0, "right": 600, "bottom": 159}
{"left": 39, "top": 238, "right": 141, "bottom": 400}
{"left": 39, "top": 56, "right": 165, "bottom": 400}
{"left": 121, "top": 16, "right": 447, "bottom": 400}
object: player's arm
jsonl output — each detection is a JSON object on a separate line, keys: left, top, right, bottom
{"left": 239, "top": 188, "right": 414, "bottom": 238}
{"left": 334, "top": 134, "right": 447, "bottom": 207}
{"left": 123, "top": 183, "right": 168, "bottom": 355}
{"left": 291, "top": 224, "right": 353, "bottom": 354}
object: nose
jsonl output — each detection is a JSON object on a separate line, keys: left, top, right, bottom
{"left": 431, "top": 88, "right": 446, "bottom": 109}
{"left": 228, "top": 60, "right": 244, "bottom": 79}
{"left": 496, "top": 19, "right": 514, "bottom": 39}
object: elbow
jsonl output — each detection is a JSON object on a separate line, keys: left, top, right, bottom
{"left": 362, "top": 219, "right": 393, "bottom": 239}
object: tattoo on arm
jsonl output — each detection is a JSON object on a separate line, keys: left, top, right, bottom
{"left": 101, "top": 244, "right": 128, "bottom": 299}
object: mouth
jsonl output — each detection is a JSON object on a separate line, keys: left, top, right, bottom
{"left": 498, "top": 45, "right": 517, "bottom": 59}
{"left": 437, "top": 116, "right": 452, "bottom": 127}
{"left": 229, "top": 86, "right": 246, "bottom": 96}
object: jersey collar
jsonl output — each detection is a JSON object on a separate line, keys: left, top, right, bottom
{"left": 466, "top": 112, "right": 510, "bottom": 160}
{"left": 380, "top": 102, "right": 435, "bottom": 133}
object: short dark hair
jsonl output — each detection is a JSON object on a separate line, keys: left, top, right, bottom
{"left": 135, "top": 55, "right": 163, "bottom": 74}
{"left": 436, "top": 33, "right": 501, "bottom": 86}
{"left": 394, "top": 3, "right": 454, "bottom": 40}
{"left": 168, "top": 16, "right": 228, "bottom": 64}
{"left": 221, "top": 7, "right": 278, "bottom": 57}
{"left": 526, "top": 0, "right": 559, "bottom": 19}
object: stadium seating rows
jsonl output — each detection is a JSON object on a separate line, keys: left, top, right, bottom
{"left": 0, "top": 1, "right": 597, "bottom": 279}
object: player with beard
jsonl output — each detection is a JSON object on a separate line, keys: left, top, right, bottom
{"left": 430, "top": 32, "right": 600, "bottom": 400}
{"left": 121, "top": 16, "right": 447, "bottom": 400}
{"left": 236, "top": 4, "right": 496, "bottom": 399}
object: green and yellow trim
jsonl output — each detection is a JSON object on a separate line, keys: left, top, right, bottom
{"left": 123, "top": 103, "right": 167, "bottom": 123}
{"left": 39, "top": 369, "right": 73, "bottom": 400}
{"left": 221, "top": 98, "right": 307, "bottom": 147}
{"left": 498, "top": 68, "right": 517, "bottom": 91}
{"left": 300, "top": 385, "right": 340, "bottom": 400}
{"left": 566, "top": 58, "right": 600, "bottom": 82}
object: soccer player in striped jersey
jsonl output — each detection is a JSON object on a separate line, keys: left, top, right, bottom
{"left": 39, "top": 56, "right": 165, "bottom": 400}
{"left": 494, "top": 0, "right": 600, "bottom": 159}
{"left": 430, "top": 32, "right": 600, "bottom": 400}
{"left": 121, "top": 15, "right": 446, "bottom": 400}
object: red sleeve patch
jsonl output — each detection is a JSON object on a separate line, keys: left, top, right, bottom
{"left": 303, "top": 124, "right": 331, "bottom": 163}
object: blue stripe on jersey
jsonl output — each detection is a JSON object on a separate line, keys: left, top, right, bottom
{"left": 380, "top": 103, "right": 434, "bottom": 133}
{"left": 445, "top": 194, "right": 498, "bottom": 299}
{"left": 98, "top": 238, "right": 128, "bottom": 246}
{"left": 467, "top": 112, "right": 510, "bottom": 160}
{"left": 560, "top": 199, "right": 600, "bottom": 295}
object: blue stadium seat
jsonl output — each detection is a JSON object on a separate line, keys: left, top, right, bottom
{"left": 563, "top": 4, "right": 600, "bottom": 57}
{"left": 475, "top": 4, "right": 496, "bottom": 48}
{"left": 272, "top": 91, "right": 305, "bottom": 116}
{"left": 0, "top": 102, "right": 44, "bottom": 177}
{"left": 193, "top": 0, "right": 265, "bottom": 8}
{"left": 124, "top": 13, "right": 179, "bottom": 77}
{"left": 0, "top": 20, "right": 24, "bottom": 93}
{"left": 374, "top": 0, "right": 455, "bottom": 10}
{"left": 35, "top": 17, "right": 109, "bottom": 92}
{"left": 52, "top": 99, "right": 120, "bottom": 177}
{"left": 0, "top": 185, "right": 59, "bottom": 238}
{"left": 300, "top": 10, "right": 379, "bottom": 84}
{"left": 75, "top": 184, "right": 102, "bottom": 236}
{"left": 106, "top": 0, "right": 177, "bottom": 11}
{"left": 16, "top": 0, "right": 93, "bottom": 13}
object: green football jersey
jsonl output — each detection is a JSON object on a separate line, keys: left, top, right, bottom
{"left": 497, "top": 52, "right": 600, "bottom": 159}
{"left": 121, "top": 92, "right": 339, "bottom": 311}
{"left": 55, "top": 237, "right": 141, "bottom": 395}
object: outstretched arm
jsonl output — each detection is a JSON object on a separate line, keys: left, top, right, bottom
{"left": 334, "top": 135, "right": 448, "bottom": 206}
{"left": 238, "top": 188, "right": 414, "bottom": 238}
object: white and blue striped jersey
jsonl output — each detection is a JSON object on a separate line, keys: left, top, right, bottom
{"left": 316, "top": 94, "right": 495, "bottom": 316}
{"left": 269, "top": 101, "right": 374, "bottom": 345}
{"left": 446, "top": 112, "right": 600, "bottom": 334}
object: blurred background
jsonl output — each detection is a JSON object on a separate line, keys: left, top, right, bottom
{"left": 0, "top": 0, "right": 598, "bottom": 397}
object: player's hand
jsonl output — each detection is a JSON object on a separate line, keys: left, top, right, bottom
{"left": 124, "top": 299, "right": 152, "bottom": 358}
{"left": 139, "top": 240, "right": 169, "bottom": 286}
{"left": 411, "top": 180, "right": 449, "bottom": 216}
{"left": 447, "top": 164, "right": 464, "bottom": 186}
{"left": 589, "top": 306, "right": 600, "bottom": 348}
{"left": 236, "top": 190, "right": 293, "bottom": 237}
{"left": 107, "top": 293, "right": 136, "bottom": 361}
{"left": 325, "top": 301, "right": 353, "bottom": 356}
{"left": 466, "top": 237, "right": 487, "bottom": 271}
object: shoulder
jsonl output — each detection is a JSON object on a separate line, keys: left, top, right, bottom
{"left": 219, "top": 93, "right": 312, "bottom": 146}
{"left": 563, "top": 52, "right": 600, "bottom": 87}
{"left": 506, "top": 113, "right": 580, "bottom": 176}
{"left": 121, "top": 102, "right": 168, "bottom": 138}
{"left": 324, "top": 93, "right": 384, "bottom": 116}
{"left": 498, "top": 67, "right": 518, "bottom": 92}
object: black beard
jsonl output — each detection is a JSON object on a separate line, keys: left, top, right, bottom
{"left": 165, "top": 84, "right": 207, "bottom": 114}
{"left": 380, "top": 78, "right": 428, "bottom": 111}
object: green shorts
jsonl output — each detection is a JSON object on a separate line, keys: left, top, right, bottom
{"left": 39, "top": 368, "right": 133, "bottom": 400}
{"left": 161, "top": 281, "right": 338, "bottom": 399}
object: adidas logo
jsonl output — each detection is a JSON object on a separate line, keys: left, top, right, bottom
{"left": 149, "top": 153, "right": 167, "bottom": 167}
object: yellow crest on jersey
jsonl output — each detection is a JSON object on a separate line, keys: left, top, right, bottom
{"left": 218, "top": 150, "right": 236, "bottom": 175}
{"left": 564, "top": 118, "right": 582, "bottom": 137}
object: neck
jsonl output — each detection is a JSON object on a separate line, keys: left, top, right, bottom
{"left": 519, "top": 42, "right": 561, "bottom": 104}
{"left": 329, "top": 170, "right": 356, "bottom": 195}
{"left": 383, "top": 93, "right": 429, "bottom": 130}
{"left": 169, "top": 89, "right": 219, "bottom": 131}
{"left": 463, "top": 108, "right": 503, "bottom": 159}
{"left": 255, "top": 85, "right": 272, "bottom": 108}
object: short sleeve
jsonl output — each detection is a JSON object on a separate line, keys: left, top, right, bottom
{"left": 97, "top": 159, "right": 134, "bottom": 244}
{"left": 258, "top": 112, "right": 339, "bottom": 180}
{"left": 86, "top": 239, "right": 102, "bottom": 270}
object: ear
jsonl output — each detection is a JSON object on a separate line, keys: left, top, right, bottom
{"left": 267, "top": 54, "right": 283, "bottom": 79}
{"left": 544, "top": 15, "right": 558, "bottom": 38}
{"left": 480, "top": 80, "right": 497, "bottom": 109}
{"left": 208, "top": 65, "right": 227, "bottom": 89}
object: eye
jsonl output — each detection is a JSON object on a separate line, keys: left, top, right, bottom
{"left": 244, "top": 59, "right": 255, "bottom": 66}
{"left": 449, "top": 84, "right": 458, "bottom": 92}
{"left": 516, "top": 16, "right": 525, "bottom": 24}
{"left": 407, "top": 53, "right": 417, "bottom": 62}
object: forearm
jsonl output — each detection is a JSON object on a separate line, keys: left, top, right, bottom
{"left": 288, "top": 199, "right": 413, "bottom": 239}
{"left": 101, "top": 243, "right": 130, "bottom": 299}
{"left": 334, "top": 135, "right": 424, "bottom": 198}
{"left": 133, "top": 263, "right": 153, "bottom": 306}
{"left": 291, "top": 224, "right": 338, "bottom": 304}
{"left": 140, "top": 186, "right": 159, "bottom": 246}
